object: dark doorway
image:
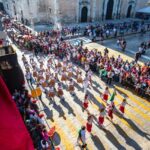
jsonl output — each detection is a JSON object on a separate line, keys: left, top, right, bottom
{"left": 81, "top": 6, "right": 88, "bottom": 22}
{"left": 106, "top": 0, "right": 114, "bottom": 20}
{"left": 0, "top": 2, "right": 4, "bottom": 11}
{"left": 126, "top": 5, "right": 132, "bottom": 18}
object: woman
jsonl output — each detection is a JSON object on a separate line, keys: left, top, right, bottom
{"left": 54, "top": 65, "right": 59, "bottom": 81}
{"left": 67, "top": 67, "right": 73, "bottom": 79}
{"left": 48, "top": 86, "right": 55, "bottom": 104}
{"left": 103, "top": 87, "right": 110, "bottom": 101}
{"left": 119, "top": 99, "right": 127, "bottom": 115}
{"left": 68, "top": 79, "right": 75, "bottom": 95}
{"left": 83, "top": 77, "right": 89, "bottom": 94}
{"left": 61, "top": 70, "right": 67, "bottom": 83}
{"left": 83, "top": 94, "right": 89, "bottom": 110}
{"left": 49, "top": 74, "right": 55, "bottom": 87}
{"left": 57, "top": 60, "right": 62, "bottom": 74}
{"left": 45, "top": 69, "right": 50, "bottom": 81}
{"left": 98, "top": 108, "right": 105, "bottom": 127}
{"left": 106, "top": 104, "right": 114, "bottom": 120}
{"left": 86, "top": 113, "right": 94, "bottom": 133}
{"left": 87, "top": 69, "right": 93, "bottom": 86}
{"left": 77, "top": 72, "right": 83, "bottom": 84}
{"left": 57, "top": 83, "right": 64, "bottom": 100}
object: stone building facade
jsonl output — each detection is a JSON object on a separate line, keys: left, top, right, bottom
{"left": 2, "top": 0, "right": 149, "bottom": 24}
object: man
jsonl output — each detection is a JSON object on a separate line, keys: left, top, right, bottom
{"left": 77, "top": 126, "right": 87, "bottom": 148}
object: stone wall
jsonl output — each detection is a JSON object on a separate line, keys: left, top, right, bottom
{"left": 2, "top": 0, "right": 149, "bottom": 24}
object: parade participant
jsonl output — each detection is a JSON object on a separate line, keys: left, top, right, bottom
{"left": 41, "top": 78, "right": 47, "bottom": 89}
{"left": 87, "top": 69, "right": 93, "bottom": 86}
{"left": 76, "top": 67, "right": 81, "bottom": 78}
{"left": 108, "top": 89, "right": 117, "bottom": 104}
{"left": 67, "top": 67, "right": 73, "bottom": 79}
{"left": 57, "top": 59, "right": 62, "bottom": 74}
{"left": 77, "top": 72, "right": 83, "bottom": 84}
{"left": 68, "top": 79, "right": 75, "bottom": 95}
{"left": 86, "top": 112, "right": 94, "bottom": 133}
{"left": 83, "top": 94, "right": 89, "bottom": 110}
{"left": 119, "top": 99, "right": 127, "bottom": 115}
{"left": 48, "top": 86, "right": 55, "bottom": 104}
{"left": 77, "top": 126, "right": 87, "bottom": 148}
{"left": 49, "top": 73, "right": 55, "bottom": 87}
{"left": 47, "top": 61, "right": 51, "bottom": 72}
{"left": 85, "top": 63, "right": 89, "bottom": 73}
{"left": 106, "top": 104, "right": 114, "bottom": 120}
{"left": 83, "top": 76, "right": 89, "bottom": 94}
{"left": 45, "top": 69, "right": 50, "bottom": 81}
{"left": 57, "top": 83, "right": 64, "bottom": 100}
{"left": 61, "top": 70, "right": 67, "bottom": 83}
{"left": 62, "top": 57, "right": 67, "bottom": 72}
{"left": 103, "top": 87, "right": 110, "bottom": 102}
{"left": 54, "top": 65, "right": 59, "bottom": 81}
{"left": 37, "top": 70, "right": 44, "bottom": 82}
{"left": 98, "top": 108, "right": 105, "bottom": 127}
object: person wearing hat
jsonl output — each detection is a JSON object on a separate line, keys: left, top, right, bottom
{"left": 77, "top": 126, "right": 87, "bottom": 148}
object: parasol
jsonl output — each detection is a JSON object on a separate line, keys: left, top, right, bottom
{"left": 31, "top": 87, "right": 42, "bottom": 98}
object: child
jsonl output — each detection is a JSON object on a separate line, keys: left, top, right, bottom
{"left": 83, "top": 94, "right": 89, "bottom": 110}
{"left": 98, "top": 108, "right": 105, "bottom": 127}
{"left": 119, "top": 99, "right": 127, "bottom": 115}
{"left": 103, "top": 87, "right": 110, "bottom": 101}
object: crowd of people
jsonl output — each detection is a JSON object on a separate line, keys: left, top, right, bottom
{"left": 12, "top": 88, "right": 55, "bottom": 150}
{"left": 21, "top": 44, "right": 128, "bottom": 149}
{"left": 3, "top": 14, "right": 150, "bottom": 98}
{"left": 1, "top": 13, "right": 150, "bottom": 149}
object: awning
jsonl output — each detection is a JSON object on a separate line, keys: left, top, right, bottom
{"left": 136, "top": 7, "right": 150, "bottom": 14}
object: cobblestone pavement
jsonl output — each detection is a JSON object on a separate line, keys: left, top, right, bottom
{"left": 101, "top": 31, "right": 150, "bottom": 62}
{"left": 12, "top": 40, "right": 150, "bottom": 150}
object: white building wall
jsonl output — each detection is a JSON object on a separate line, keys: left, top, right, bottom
{"left": 2, "top": 0, "right": 149, "bottom": 24}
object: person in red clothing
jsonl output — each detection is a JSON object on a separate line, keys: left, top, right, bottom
{"left": 106, "top": 104, "right": 114, "bottom": 121}
{"left": 103, "top": 86, "right": 110, "bottom": 101}
{"left": 98, "top": 108, "right": 105, "bottom": 127}
{"left": 119, "top": 99, "right": 127, "bottom": 115}
{"left": 86, "top": 112, "right": 94, "bottom": 133}
{"left": 83, "top": 94, "right": 89, "bottom": 110}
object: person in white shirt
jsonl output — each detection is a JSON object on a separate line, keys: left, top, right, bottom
{"left": 77, "top": 126, "right": 87, "bottom": 148}
{"left": 83, "top": 77, "right": 89, "bottom": 94}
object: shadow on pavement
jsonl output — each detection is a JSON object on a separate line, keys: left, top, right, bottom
{"left": 115, "top": 110, "right": 150, "bottom": 141}
{"left": 102, "top": 128, "right": 126, "bottom": 150}
{"left": 87, "top": 90, "right": 103, "bottom": 108}
{"left": 91, "top": 133, "right": 105, "bottom": 150}
{"left": 60, "top": 98, "right": 76, "bottom": 116}
{"left": 53, "top": 103, "right": 66, "bottom": 120}
{"left": 112, "top": 123, "right": 142, "bottom": 150}
{"left": 40, "top": 100, "right": 54, "bottom": 122}
{"left": 73, "top": 93, "right": 84, "bottom": 108}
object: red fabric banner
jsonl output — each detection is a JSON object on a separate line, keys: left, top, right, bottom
{"left": 0, "top": 76, "right": 34, "bottom": 150}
